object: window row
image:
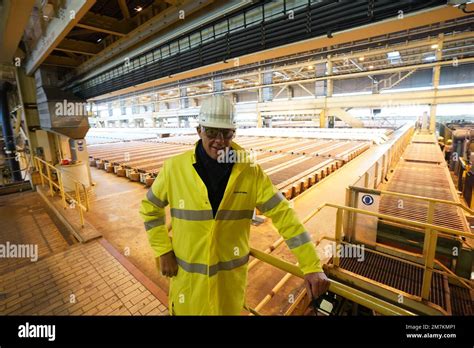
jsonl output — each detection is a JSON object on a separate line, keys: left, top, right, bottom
{"left": 83, "top": 1, "right": 312, "bottom": 89}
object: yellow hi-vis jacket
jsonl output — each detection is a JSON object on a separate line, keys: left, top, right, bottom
{"left": 139, "top": 142, "right": 322, "bottom": 315}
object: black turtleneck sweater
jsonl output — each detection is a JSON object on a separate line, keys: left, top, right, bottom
{"left": 193, "top": 140, "right": 234, "bottom": 217}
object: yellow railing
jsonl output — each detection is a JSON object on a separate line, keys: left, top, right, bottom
{"left": 249, "top": 198, "right": 472, "bottom": 314}
{"left": 347, "top": 186, "right": 472, "bottom": 275}
{"left": 349, "top": 186, "right": 474, "bottom": 216}
{"left": 323, "top": 202, "right": 472, "bottom": 301}
{"left": 248, "top": 247, "right": 415, "bottom": 316}
{"left": 33, "top": 156, "right": 89, "bottom": 227}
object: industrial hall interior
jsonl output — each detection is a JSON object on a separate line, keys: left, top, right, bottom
{"left": 0, "top": 0, "right": 473, "bottom": 317}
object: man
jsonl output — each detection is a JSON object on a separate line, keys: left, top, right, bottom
{"left": 139, "top": 95, "right": 329, "bottom": 315}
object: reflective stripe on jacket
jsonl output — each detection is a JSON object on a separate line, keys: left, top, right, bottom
{"left": 139, "top": 142, "right": 322, "bottom": 315}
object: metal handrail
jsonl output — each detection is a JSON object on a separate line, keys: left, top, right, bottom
{"left": 349, "top": 186, "right": 474, "bottom": 216}
{"left": 250, "top": 199, "right": 472, "bottom": 314}
{"left": 33, "top": 156, "right": 89, "bottom": 227}
{"left": 325, "top": 202, "right": 472, "bottom": 300}
{"left": 249, "top": 247, "right": 415, "bottom": 316}
{"left": 330, "top": 202, "right": 472, "bottom": 238}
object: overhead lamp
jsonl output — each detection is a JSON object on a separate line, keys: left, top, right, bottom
{"left": 97, "top": 38, "right": 102, "bottom": 43}
{"left": 358, "top": 57, "right": 365, "bottom": 61}
{"left": 368, "top": 65, "right": 374, "bottom": 69}
{"left": 431, "top": 44, "right": 439, "bottom": 49}
{"left": 307, "top": 65, "right": 314, "bottom": 70}
{"left": 135, "top": 6, "right": 143, "bottom": 12}
{"left": 424, "top": 55, "right": 436, "bottom": 61}
{"left": 387, "top": 51, "right": 401, "bottom": 64}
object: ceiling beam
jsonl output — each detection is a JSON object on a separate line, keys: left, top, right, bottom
{"left": 43, "top": 55, "right": 81, "bottom": 68}
{"left": 25, "top": 0, "right": 95, "bottom": 75}
{"left": 0, "top": 0, "right": 35, "bottom": 63}
{"left": 74, "top": 0, "right": 217, "bottom": 76}
{"left": 118, "top": 0, "right": 131, "bottom": 19}
{"left": 55, "top": 38, "right": 101, "bottom": 56}
{"left": 75, "top": 23, "right": 126, "bottom": 37}
{"left": 163, "top": 0, "right": 181, "bottom": 6}
{"left": 78, "top": 12, "right": 131, "bottom": 36}
{"left": 67, "top": 28, "right": 95, "bottom": 37}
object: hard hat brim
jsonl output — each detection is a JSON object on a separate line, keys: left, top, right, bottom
{"left": 199, "top": 121, "right": 236, "bottom": 129}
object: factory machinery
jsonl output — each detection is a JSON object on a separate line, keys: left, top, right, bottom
{"left": 87, "top": 135, "right": 370, "bottom": 200}
{"left": 294, "top": 134, "right": 474, "bottom": 315}
{"left": 438, "top": 121, "right": 474, "bottom": 209}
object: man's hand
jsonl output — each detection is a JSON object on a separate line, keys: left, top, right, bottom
{"left": 157, "top": 250, "right": 178, "bottom": 277}
{"left": 304, "top": 272, "right": 330, "bottom": 300}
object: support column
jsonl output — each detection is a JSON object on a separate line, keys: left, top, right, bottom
{"left": 321, "top": 55, "right": 333, "bottom": 128}
{"left": 15, "top": 68, "right": 41, "bottom": 149}
{"left": 262, "top": 70, "right": 273, "bottom": 102}
{"left": 257, "top": 69, "right": 263, "bottom": 128}
{"left": 180, "top": 86, "right": 189, "bottom": 109}
{"left": 430, "top": 34, "right": 443, "bottom": 133}
{"left": 326, "top": 55, "right": 333, "bottom": 98}
{"left": 0, "top": 82, "right": 22, "bottom": 181}
{"left": 213, "top": 79, "right": 223, "bottom": 95}
{"left": 287, "top": 85, "right": 294, "bottom": 100}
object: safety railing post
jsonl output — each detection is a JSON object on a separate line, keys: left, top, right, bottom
{"left": 36, "top": 158, "right": 44, "bottom": 186}
{"left": 57, "top": 170, "right": 67, "bottom": 208}
{"left": 45, "top": 164, "right": 53, "bottom": 196}
{"left": 421, "top": 201, "right": 437, "bottom": 300}
{"left": 82, "top": 183, "right": 90, "bottom": 211}
{"left": 75, "top": 182, "right": 85, "bottom": 228}
{"left": 423, "top": 201, "right": 436, "bottom": 257}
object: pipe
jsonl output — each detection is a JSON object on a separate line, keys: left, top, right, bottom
{"left": 0, "top": 82, "right": 22, "bottom": 182}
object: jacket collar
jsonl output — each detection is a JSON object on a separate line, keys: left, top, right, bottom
{"left": 189, "top": 141, "right": 248, "bottom": 202}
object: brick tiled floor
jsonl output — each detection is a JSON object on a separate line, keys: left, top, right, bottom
{"left": 0, "top": 191, "right": 72, "bottom": 275}
{"left": 0, "top": 240, "right": 168, "bottom": 315}
{"left": 0, "top": 191, "right": 168, "bottom": 316}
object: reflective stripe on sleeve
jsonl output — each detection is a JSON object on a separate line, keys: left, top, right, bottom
{"left": 257, "top": 191, "right": 285, "bottom": 213}
{"left": 285, "top": 231, "right": 312, "bottom": 249}
{"left": 146, "top": 189, "right": 168, "bottom": 208}
{"left": 144, "top": 217, "right": 165, "bottom": 230}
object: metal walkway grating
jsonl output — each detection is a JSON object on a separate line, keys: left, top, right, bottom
{"left": 449, "top": 284, "right": 474, "bottom": 316}
{"left": 339, "top": 248, "right": 448, "bottom": 311}
{"left": 379, "top": 139, "right": 468, "bottom": 233}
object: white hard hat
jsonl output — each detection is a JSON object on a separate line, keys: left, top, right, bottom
{"left": 198, "top": 95, "right": 236, "bottom": 129}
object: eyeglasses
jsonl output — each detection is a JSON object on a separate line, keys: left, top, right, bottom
{"left": 201, "top": 126, "right": 235, "bottom": 140}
